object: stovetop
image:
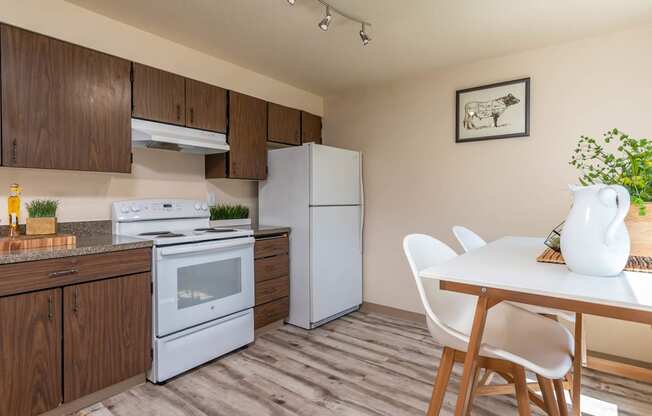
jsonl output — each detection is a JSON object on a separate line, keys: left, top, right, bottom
{"left": 132, "top": 227, "right": 253, "bottom": 246}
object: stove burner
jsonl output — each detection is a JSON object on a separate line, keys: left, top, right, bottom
{"left": 139, "top": 231, "right": 185, "bottom": 238}
{"left": 156, "top": 233, "right": 185, "bottom": 238}
{"left": 194, "top": 228, "right": 237, "bottom": 233}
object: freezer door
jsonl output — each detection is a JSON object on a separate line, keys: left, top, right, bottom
{"left": 310, "top": 145, "right": 361, "bottom": 206}
{"left": 310, "top": 206, "right": 362, "bottom": 324}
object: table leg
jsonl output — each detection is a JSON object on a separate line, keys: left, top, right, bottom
{"left": 454, "top": 295, "right": 490, "bottom": 416}
{"left": 572, "top": 313, "right": 583, "bottom": 416}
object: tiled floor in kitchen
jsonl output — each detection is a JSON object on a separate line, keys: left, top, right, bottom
{"left": 75, "top": 311, "right": 652, "bottom": 416}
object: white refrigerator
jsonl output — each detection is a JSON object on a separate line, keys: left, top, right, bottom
{"left": 259, "top": 144, "right": 363, "bottom": 329}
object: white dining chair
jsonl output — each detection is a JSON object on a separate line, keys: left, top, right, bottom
{"left": 452, "top": 225, "right": 577, "bottom": 323}
{"left": 403, "top": 234, "right": 574, "bottom": 415}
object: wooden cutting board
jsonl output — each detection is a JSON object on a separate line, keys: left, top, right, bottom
{"left": 537, "top": 247, "right": 652, "bottom": 274}
{"left": 0, "top": 234, "right": 76, "bottom": 251}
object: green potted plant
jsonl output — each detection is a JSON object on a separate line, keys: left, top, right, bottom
{"left": 25, "top": 199, "right": 59, "bottom": 235}
{"left": 209, "top": 203, "right": 251, "bottom": 227}
{"left": 570, "top": 128, "right": 652, "bottom": 256}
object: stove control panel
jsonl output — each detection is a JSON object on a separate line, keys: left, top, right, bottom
{"left": 112, "top": 199, "right": 210, "bottom": 222}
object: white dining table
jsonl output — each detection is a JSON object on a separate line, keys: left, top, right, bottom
{"left": 419, "top": 236, "right": 652, "bottom": 416}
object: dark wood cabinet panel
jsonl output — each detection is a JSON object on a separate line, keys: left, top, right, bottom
{"left": 254, "top": 297, "right": 289, "bottom": 329}
{"left": 0, "top": 24, "right": 132, "bottom": 172}
{"left": 255, "top": 254, "right": 289, "bottom": 283}
{"left": 132, "top": 63, "right": 186, "bottom": 126}
{"left": 206, "top": 91, "right": 267, "bottom": 179}
{"left": 0, "top": 247, "right": 152, "bottom": 297}
{"left": 268, "top": 103, "right": 300, "bottom": 145}
{"left": 185, "top": 79, "right": 227, "bottom": 132}
{"left": 256, "top": 276, "right": 289, "bottom": 305}
{"left": 254, "top": 235, "right": 289, "bottom": 259}
{"left": 63, "top": 273, "right": 151, "bottom": 402}
{"left": 0, "top": 289, "right": 62, "bottom": 416}
{"left": 301, "top": 111, "right": 322, "bottom": 144}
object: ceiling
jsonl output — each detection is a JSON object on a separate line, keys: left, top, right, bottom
{"left": 66, "top": 0, "right": 652, "bottom": 95}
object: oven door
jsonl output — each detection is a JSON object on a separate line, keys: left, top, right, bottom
{"left": 155, "top": 237, "right": 254, "bottom": 337}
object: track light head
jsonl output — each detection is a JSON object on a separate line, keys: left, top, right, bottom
{"left": 359, "top": 23, "right": 371, "bottom": 45}
{"left": 318, "top": 6, "right": 332, "bottom": 31}
{"left": 287, "top": 0, "right": 295, "bottom": 5}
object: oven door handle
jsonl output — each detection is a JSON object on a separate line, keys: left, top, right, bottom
{"left": 158, "top": 237, "right": 255, "bottom": 257}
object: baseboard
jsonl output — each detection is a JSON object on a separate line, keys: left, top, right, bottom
{"left": 586, "top": 350, "right": 652, "bottom": 384}
{"left": 360, "top": 301, "right": 426, "bottom": 324}
{"left": 41, "top": 373, "right": 146, "bottom": 416}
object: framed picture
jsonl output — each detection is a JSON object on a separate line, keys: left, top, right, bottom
{"left": 455, "top": 77, "right": 530, "bottom": 143}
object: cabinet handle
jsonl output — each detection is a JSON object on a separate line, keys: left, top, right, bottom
{"left": 176, "top": 104, "right": 181, "bottom": 121}
{"left": 190, "top": 108, "right": 194, "bottom": 124}
{"left": 73, "top": 289, "right": 80, "bottom": 313}
{"left": 47, "top": 296, "right": 53, "bottom": 321}
{"left": 11, "top": 139, "right": 17, "bottom": 163}
{"left": 48, "top": 269, "right": 78, "bottom": 278}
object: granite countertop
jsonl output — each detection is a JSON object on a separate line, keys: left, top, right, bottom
{"left": 0, "top": 233, "right": 152, "bottom": 265}
{"left": 251, "top": 225, "right": 291, "bottom": 238}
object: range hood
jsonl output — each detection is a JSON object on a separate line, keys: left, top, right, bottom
{"left": 131, "top": 118, "right": 229, "bottom": 155}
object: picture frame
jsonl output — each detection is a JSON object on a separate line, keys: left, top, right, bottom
{"left": 455, "top": 77, "right": 530, "bottom": 143}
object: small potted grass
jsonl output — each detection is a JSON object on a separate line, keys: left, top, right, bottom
{"left": 26, "top": 199, "right": 59, "bottom": 235}
{"left": 209, "top": 203, "right": 251, "bottom": 227}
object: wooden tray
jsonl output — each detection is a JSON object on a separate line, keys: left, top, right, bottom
{"left": 0, "top": 234, "right": 76, "bottom": 251}
{"left": 537, "top": 247, "right": 652, "bottom": 273}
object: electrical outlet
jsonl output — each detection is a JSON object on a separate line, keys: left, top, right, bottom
{"left": 207, "top": 192, "right": 216, "bottom": 206}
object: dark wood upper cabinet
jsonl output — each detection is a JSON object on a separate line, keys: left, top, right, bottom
{"left": 0, "top": 24, "right": 132, "bottom": 173}
{"left": 301, "top": 111, "right": 322, "bottom": 144}
{"left": 268, "top": 103, "right": 301, "bottom": 145}
{"left": 185, "top": 78, "right": 227, "bottom": 133}
{"left": 63, "top": 273, "right": 151, "bottom": 402}
{"left": 206, "top": 91, "right": 267, "bottom": 180}
{"left": 132, "top": 63, "right": 186, "bottom": 126}
{"left": 0, "top": 289, "right": 62, "bottom": 416}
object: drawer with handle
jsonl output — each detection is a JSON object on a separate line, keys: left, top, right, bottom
{"left": 254, "top": 235, "right": 288, "bottom": 259}
{"left": 0, "top": 248, "right": 151, "bottom": 297}
{"left": 255, "top": 254, "right": 289, "bottom": 283}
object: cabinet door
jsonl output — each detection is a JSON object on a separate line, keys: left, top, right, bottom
{"left": 186, "top": 79, "right": 227, "bottom": 132}
{"left": 226, "top": 92, "right": 268, "bottom": 179}
{"left": 0, "top": 289, "right": 61, "bottom": 416}
{"left": 63, "top": 273, "right": 151, "bottom": 402}
{"left": 268, "top": 103, "right": 300, "bottom": 145}
{"left": 132, "top": 63, "right": 186, "bottom": 126}
{"left": 301, "top": 111, "right": 322, "bottom": 144}
{"left": 0, "top": 24, "right": 131, "bottom": 172}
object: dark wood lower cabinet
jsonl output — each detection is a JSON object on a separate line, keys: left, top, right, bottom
{"left": 63, "top": 273, "right": 151, "bottom": 401}
{"left": 254, "top": 234, "right": 290, "bottom": 329}
{"left": 0, "top": 289, "right": 62, "bottom": 416}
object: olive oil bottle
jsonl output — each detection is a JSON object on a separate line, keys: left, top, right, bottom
{"left": 8, "top": 183, "right": 21, "bottom": 237}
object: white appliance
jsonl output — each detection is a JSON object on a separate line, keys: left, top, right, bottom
{"left": 112, "top": 199, "right": 254, "bottom": 382}
{"left": 259, "top": 144, "right": 363, "bottom": 329}
{"left": 131, "top": 118, "right": 229, "bottom": 154}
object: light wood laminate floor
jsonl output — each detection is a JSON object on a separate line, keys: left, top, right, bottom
{"left": 75, "top": 311, "right": 652, "bottom": 416}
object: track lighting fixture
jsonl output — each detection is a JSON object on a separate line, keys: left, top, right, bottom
{"left": 359, "top": 23, "right": 370, "bottom": 45}
{"left": 318, "top": 6, "right": 332, "bottom": 31}
{"left": 285, "top": 0, "right": 372, "bottom": 46}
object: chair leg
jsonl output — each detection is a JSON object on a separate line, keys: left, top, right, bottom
{"left": 553, "top": 379, "right": 569, "bottom": 416}
{"left": 427, "top": 347, "right": 455, "bottom": 416}
{"left": 465, "top": 365, "right": 482, "bottom": 416}
{"left": 513, "top": 365, "right": 532, "bottom": 416}
{"left": 536, "top": 375, "right": 560, "bottom": 416}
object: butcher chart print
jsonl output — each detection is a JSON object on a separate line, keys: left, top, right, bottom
{"left": 455, "top": 78, "right": 530, "bottom": 143}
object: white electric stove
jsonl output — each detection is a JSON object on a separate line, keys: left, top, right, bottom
{"left": 112, "top": 199, "right": 255, "bottom": 383}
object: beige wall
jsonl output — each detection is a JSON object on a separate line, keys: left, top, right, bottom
{"left": 325, "top": 25, "right": 652, "bottom": 362}
{"left": 0, "top": 0, "right": 323, "bottom": 223}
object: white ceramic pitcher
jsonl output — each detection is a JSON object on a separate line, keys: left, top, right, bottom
{"left": 560, "top": 184, "right": 631, "bottom": 277}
